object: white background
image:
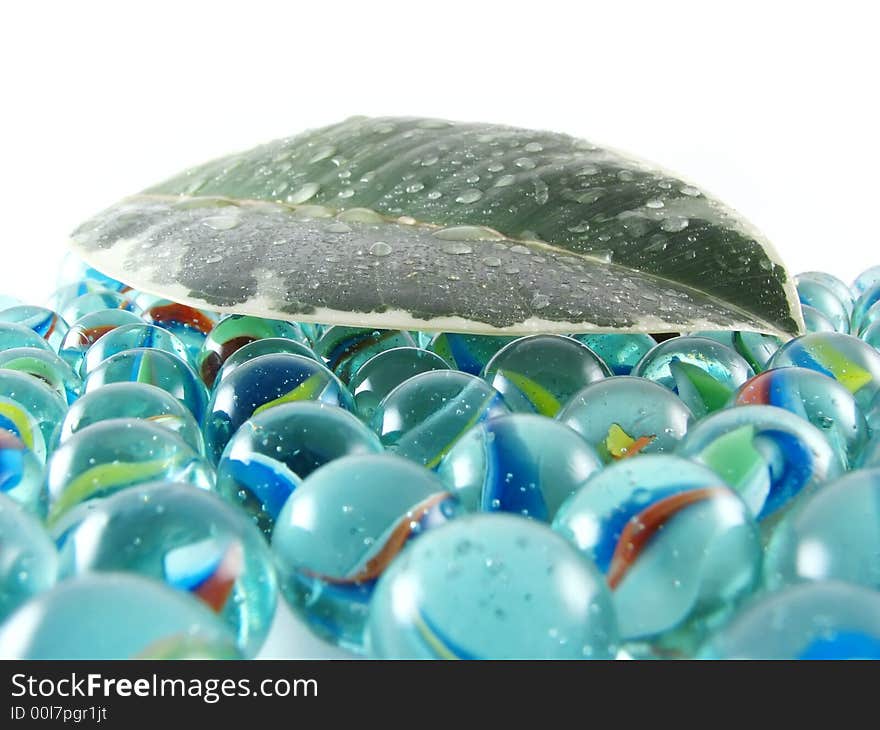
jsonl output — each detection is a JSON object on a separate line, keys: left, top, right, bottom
{"left": 1, "top": 1, "right": 878, "bottom": 656}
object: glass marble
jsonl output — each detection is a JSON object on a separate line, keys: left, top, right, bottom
{"left": 59, "top": 382, "right": 205, "bottom": 455}
{"left": 84, "top": 348, "right": 208, "bottom": 423}
{"left": 428, "top": 332, "right": 517, "bottom": 375}
{"left": 571, "top": 333, "right": 656, "bottom": 376}
{"left": 0, "top": 321, "right": 53, "bottom": 354}
{"left": 856, "top": 301, "right": 880, "bottom": 336}
{"left": 553, "top": 455, "right": 760, "bottom": 650}
{"left": 0, "top": 573, "right": 240, "bottom": 659}
{"left": 57, "top": 482, "right": 276, "bottom": 657}
{"left": 197, "top": 314, "right": 308, "bottom": 388}
{"left": 858, "top": 318, "right": 880, "bottom": 352}
{"left": 0, "top": 430, "right": 47, "bottom": 518}
{"left": 0, "top": 369, "right": 67, "bottom": 460}
{"left": 272, "top": 453, "right": 458, "bottom": 650}
{"left": 800, "top": 304, "right": 836, "bottom": 333}
{"left": 216, "top": 402, "right": 383, "bottom": 537}
{"left": 56, "top": 253, "right": 131, "bottom": 293}
{"left": 57, "top": 308, "right": 143, "bottom": 370}
{"left": 47, "top": 282, "right": 122, "bottom": 313}
{"left": 46, "top": 419, "right": 214, "bottom": 524}
{"left": 436, "top": 414, "right": 602, "bottom": 521}
{"left": 371, "top": 370, "right": 509, "bottom": 468}
{"left": 768, "top": 332, "right": 880, "bottom": 410}
{"left": 215, "top": 337, "right": 320, "bottom": 384}
{"left": 853, "top": 266, "right": 880, "bottom": 297}
{"left": 677, "top": 405, "right": 844, "bottom": 524}
{"left": 348, "top": 347, "right": 449, "bottom": 422}
{"left": 0, "top": 347, "right": 82, "bottom": 404}
{"left": 205, "top": 353, "right": 353, "bottom": 463}
{"left": 314, "top": 326, "right": 416, "bottom": 384}
{"left": 852, "top": 281, "right": 880, "bottom": 332}
{"left": 796, "top": 271, "right": 854, "bottom": 315}
{"left": 0, "top": 493, "right": 57, "bottom": 620}
{"left": 700, "top": 582, "right": 880, "bottom": 659}
{"left": 0, "top": 306, "right": 69, "bottom": 351}
{"left": 796, "top": 279, "right": 849, "bottom": 333}
{"left": 482, "top": 335, "right": 609, "bottom": 417}
{"left": 633, "top": 336, "right": 754, "bottom": 417}
{"left": 366, "top": 513, "right": 618, "bottom": 659}
{"left": 557, "top": 377, "right": 693, "bottom": 463}
{"left": 690, "top": 331, "right": 782, "bottom": 373}
{"left": 60, "top": 290, "right": 138, "bottom": 324}
{"left": 140, "top": 298, "right": 218, "bottom": 362}
{"left": 81, "top": 323, "right": 191, "bottom": 376}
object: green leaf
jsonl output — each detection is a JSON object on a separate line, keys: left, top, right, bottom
{"left": 70, "top": 116, "right": 803, "bottom": 336}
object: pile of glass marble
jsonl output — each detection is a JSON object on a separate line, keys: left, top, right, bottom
{"left": 2, "top": 258, "right": 880, "bottom": 660}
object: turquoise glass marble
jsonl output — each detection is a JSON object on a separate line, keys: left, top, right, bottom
{"left": 366, "top": 513, "right": 618, "bottom": 659}
{"left": 60, "top": 290, "right": 138, "bottom": 324}
{"left": 81, "top": 323, "right": 190, "bottom": 376}
{"left": 140, "top": 298, "right": 218, "bottom": 361}
{"left": 800, "top": 304, "right": 836, "bottom": 333}
{"left": 796, "top": 279, "right": 849, "bottom": 333}
{"left": 46, "top": 419, "right": 214, "bottom": 524}
{"left": 0, "top": 306, "right": 69, "bottom": 351}
{"left": 852, "top": 281, "right": 880, "bottom": 331}
{"left": 700, "top": 582, "right": 880, "bottom": 659}
{"left": 59, "top": 382, "right": 205, "bottom": 455}
{"left": 732, "top": 367, "right": 867, "bottom": 468}
{"left": 0, "top": 573, "right": 239, "bottom": 659}
{"left": 856, "top": 301, "right": 880, "bottom": 335}
{"left": 272, "top": 453, "right": 458, "bottom": 650}
{"left": 0, "top": 370, "right": 67, "bottom": 460}
{"left": 557, "top": 376, "right": 693, "bottom": 463}
{"left": 216, "top": 402, "right": 382, "bottom": 537}
{"left": 0, "top": 493, "right": 57, "bottom": 620}
{"left": 482, "top": 335, "right": 609, "bottom": 417}
{"left": 764, "top": 469, "right": 880, "bottom": 591}
{"left": 84, "top": 348, "right": 208, "bottom": 423}
{"left": 0, "top": 348, "right": 82, "bottom": 404}
{"left": 768, "top": 332, "right": 880, "bottom": 409}
{"left": 314, "top": 326, "right": 416, "bottom": 384}
{"left": 217, "top": 337, "right": 319, "bottom": 384}
{"left": 205, "top": 353, "right": 352, "bottom": 463}
{"left": 553, "top": 454, "right": 760, "bottom": 649}
{"left": 57, "top": 308, "right": 143, "bottom": 370}
{"left": 572, "top": 333, "right": 656, "bottom": 375}
{"left": 428, "top": 333, "right": 517, "bottom": 375}
{"left": 690, "top": 330, "right": 782, "bottom": 373}
{"left": 796, "top": 271, "right": 854, "bottom": 316}
{"left": 371, "top": 370, "right": 509, "bottom": 468}
{"left": 57, "top": 482, "right": 276, "bottom": 657}
{"left": 348, "top": 347, "right": 449, "bottom": 421}
{"left": 854, "top": 266, "right": 880, "bottom": 296}
{"left": 197, "top": 314, "right": 308, "bottom": 387}
{"left": 633, "top": 336, "right": 754, "bottom": 417}
{"left": 677, "top": 405, "right": 844, "bottom": 524}
{"left": 858, "top": 319, "right": 880, "bottom": 352}
{"left": 436, "top": 414, "right": 601, "bottom": 521}
{"left": 46, "top": 282, "right": 121, "bottom": 313}
{"left": 0, "top": 322, "right": 53, "bottom": 353}
{"left": 0, "top": 431, "right": 47, "bottom": 517}
{"left": 56, "top": 253, "right": 130, "bottom": 293}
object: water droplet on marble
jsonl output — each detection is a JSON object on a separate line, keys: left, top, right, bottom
{"left": 406, "top": 182, "right": 425, "bottom": 193}
{"left": 369, "top": 241, "right": 392, "bottom": 257}
{"left": 427, "top": 190, "right": 443, "bottom": 200}
{"left": 338, "top": 189, "right": 355, "bottom": 199}
{"left": 533, "top": 179, "right": 549, "bottom": 205}
{"left": 487, "top": 162, "right": 505, "bottom": 172}
{"left": 646, "top": 199, "right": 664, "bottom": 209}
{"left": 286, "top": 182, "right": 321, "bottom": 205}
{"left": 680, "top": 185, "right": 701, "bottom": 197}
{"left": 440, "top": 241, "right": 474, "bottom": 255}
{"left": 661, "top": 217, "right": 690, "bottom": 232}
{"left": 326, "top": 222, "right": 352, "bottom": 234}
{"left": 482, "top": 256, "right": 502, "bottom": 267}
{"left": 510, "top": 245, "right": 532, "bottom": 255}
{"left": 308, "top": 145, "right": 336, "bottom": 164}
{"left": 494, "top": 174, "right": 516, "bottom": 187}
{"left": 524, "top": 141, "right": 544, "bottom": 152}
{"left": 456, "top": 189, "right": 484, "bottom": 204}
{"left": 337, "top": 207, "right": 384, "bottom": 224}
{"left": 515, "top": 157, "right": 537, "bottom": 170}
{"left": 202, "top": 214, "right": 240, "bottom": 231}
{"left": 435, "top": 225, "right": 506, "bottom": 242}
{"left": 531, "top": 293, "right": 551, "bottom": 310}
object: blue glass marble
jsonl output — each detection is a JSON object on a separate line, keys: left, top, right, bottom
{"left": 81, "top": 323, "right": 191, "bottom": 376}
{"left": 852, "top": 281, "right": 880, "bottom": 332}
{"left": 140, "top": 298, "right": 218, "bottom": 362}
{"left": 482, "top": 335, "right": 609, "bottom": 417}
{"left": 800, "top": 304, "right": 836, "bottom": 333}
{"left": 0, "top": 369, "right": 67, "bottom": 460}
{"left": 205, "top": 353, "right": 353, "bottom": 464}
{"left": 796, "top": 271, "right": 854, "bottom": 316}
{"left": 0, "top": 573, "right": 240, "bottom": 659}
{"left": 0, "top": 348, "right": 82, "bottom": 405}
{"left": 273, "top": 453, "right": 457, "bottom": 650}
{"left": 0, "top": 430, "right": 47, "bottom": 518}
{"left": 855, "top": 301, "right": 880, "bottom": 336}
{"left": 436, "top": 414, "right": 602, "bottom": 521}
{"left": 197, "top": 314, "right": 308, "bottom": 388}
{"left": 677, "top": 405, "right": 844, "bottom": 525}
{"left": 0, "top": 306, "right": 69, "bottom": 351}
{"left": 428, "top": 333, "right": 517, "bottom": 375}
{"left": 84, "top": 348, "right": 208, "bottom": 423}
{"left": 46, "top": 419, "right": 214, "bottom": 524}
{"left": 689, "top": 331, "right": 782, "bottom": 373}
{"left": 0, "top": 493, "right": 56, "bottom": 620}
{"left": 768, "top": 332, "right": 880, "bottom": 409}
{"left": 553, "top": 454, "right": 760, "bottom": 650}
{"left": 633, "top": 336, "right": 754, "bottom": 417}
{"left": 314, "top": 326, "right": 416, "bottom": 384}
{"left": 59, "top": 382, "right": 205, "bottom": 455}
{"left": 371, "top": 370, "right": 509, "bottom": 468}
{"left": 60, "top": 290, "right": 138, "bottom": 324}
{"left": 700, "top": 582, "right": 880, "bottom": 659}
{"left": 47, "top": 282, "right": 122, "bottom": 313}
{"left": 57, "top": 482, "right": 276, "bottom": 657}
{"left": 366, "top": 513, "right": 618, "bottom": 659}
{"left": 571, "top": 333, "right": 656, "bottom": 375}
{"left": 858, "top": 318, "right": 880, "bottom": 352}
{"left": 557, "top": 377, "right": 693, "bottom": 463}
{"left": 216, "top": 402, "right": 383, "bottom": 537}
{"left": 732, "top": 367, "right": 867, "bottom": 469}
{"left": 215, "top": 337, "right": 320, "bottom": 384}
{"left": 57, "top": 308, "right": 143, "bottom": 370}
{"left": 796, "top": 279, "right": 849, "bottom": 333}
{"left": 348, "top": 347, "right": 449, "bottom": 422}
{"left": 56, "top": 253, "right": 131, "bottom": 293}
{"left": 0, "top": 322, "right": 53, "bottom": 353}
